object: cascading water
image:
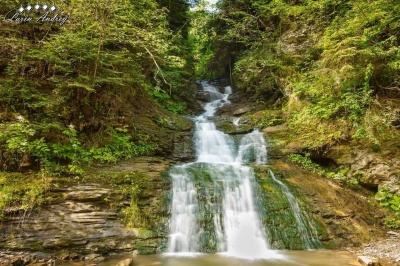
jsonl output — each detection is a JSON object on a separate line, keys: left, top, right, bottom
{"left": 267, "top": 169, "right": 321, "bottom": 249}
{"left": 167, "top": 166, "right": 200, "bottom": 254}
{"left": 166, "top": 81, "right": 319, "bottom": 259}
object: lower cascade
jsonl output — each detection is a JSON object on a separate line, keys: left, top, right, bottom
{"left": 166, "top": 81, "right": 319, "bottom": 259}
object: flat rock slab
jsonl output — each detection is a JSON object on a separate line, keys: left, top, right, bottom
{"left": 233, "top": 106, "right": 252, "bottom": 116}
{"left": 357, "top": 256, "right": 381, "bottom": 266}
{"left": 0, "top": 183, "right": 139, "bottom": 254}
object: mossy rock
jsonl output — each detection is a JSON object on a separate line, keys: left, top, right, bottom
{"left": 135, "top": 228, "right": 159, "bottom": 239}
{"left": 213, "top": 117, "right": 254, "bottom": 135}
{"left": 245, "top": 109, "right": 285, "bottom": 129}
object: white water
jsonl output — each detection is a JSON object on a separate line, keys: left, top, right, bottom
{"left": 232, "top": 117, "right": 240, "bottom": 126}
{"left": 236, "top": 130, "right": 268, "bottom": 165}
{"left": 167, "top": 81, "right": 282, "bottom": 259}
{"left": 167, "top": 166, "right": 200, "bottom": 254}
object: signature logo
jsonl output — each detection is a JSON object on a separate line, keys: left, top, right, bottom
{"left": 4, "top": 3, "right": 70, "bottom": 26}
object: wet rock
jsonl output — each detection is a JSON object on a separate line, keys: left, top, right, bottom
{"left": 115, "top": 258, "right": 133, "bottom": 266}
{"left": 325, "top": 145, "right": 353, "bottom": 165}
{"left": 172, "top": 131, "right": 195, "bottom": 161}
{"left": 213, "top": 117, "right": 253, "bottom": 135}
{"left": 10, "top": 257, "right": 24, "bottom": 266}
{"left": 195, "top": 91, "right": 211, "bottom": 102}
{"left": 233, "top": 107, "right": 252, "bottom": 116}
{"left": 83, "top": 254, "right": 96, "bottom": 261}
{"left": 357, "top": 256, "right": 380, "bottom": 266}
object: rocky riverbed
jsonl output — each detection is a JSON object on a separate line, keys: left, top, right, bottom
{"left": 351, "top": 231, "right": 400, "bottom": 266}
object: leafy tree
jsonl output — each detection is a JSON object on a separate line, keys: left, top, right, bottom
{"left": 0, "top": 0, "right": 195, "bottom": 172}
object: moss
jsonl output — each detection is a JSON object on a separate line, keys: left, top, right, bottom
{"left": 245, "top": 109, "right": 285, "bottom": 129}
{"left": 135, "top": 228, "right": 159, "bottom": 239}
{"left": 0, "top": 172, "right": 50, "bottom": 220}
{"left": 169, "top": 115, "right": 193, "bottom": 131}
{"left": 134, "top": 240, "right": 159, "bottom": 255}
{"left": 214, "top": 120, "right": 253, "bottom": 135}
{"left": 255, "top": 166, "right": 326, "bottom": 249}
{"left": 370, "top": 143, "right": 381, "bottom": 153}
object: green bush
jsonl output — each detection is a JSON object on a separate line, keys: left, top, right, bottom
{"left": 288, "top": 153, "right": 358, "bottom": 187}
{"left": 0, "top": 173, "right": 49, "bottom": 220}
{"left": 0, "top": 121, "right": 154, "bottom": 175}
{"left": 375, "top": 188, "right": 400, "bottom": 229}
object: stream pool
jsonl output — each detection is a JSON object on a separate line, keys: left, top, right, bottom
{"left": 57, "top": 250, "right": 361, "bottom": 266}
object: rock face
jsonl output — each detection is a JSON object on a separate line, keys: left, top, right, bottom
{"left": 0, "top": 184, "right": 136, "bottom": 254}
{"left": 0, "top": 157, "right": 172, "bottom": 257}
{"left": 325, "top": 144, "right": 400, "bottom": 193}
{"left": 171, "top": 131, "right": 195, "bottom": 161}
{"left": 258, "top": 162, "right": 387, "bottom": 249}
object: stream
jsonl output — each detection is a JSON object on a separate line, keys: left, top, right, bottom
{"left": 56, "top": 250, "right": 360, "bottom": 266}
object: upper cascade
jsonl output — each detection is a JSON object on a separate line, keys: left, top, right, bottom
{"left": 236, "top": 130, "right": 268, "bottom": 165}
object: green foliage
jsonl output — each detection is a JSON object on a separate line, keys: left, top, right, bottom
{"left": 188, "top": 1, "right": 217, "bottom": 78}
{"left": 0, "top": 120, "right": 154, "bottom": 174}
{"left": 149, "top": 87, "right": 186, "bottom": 114}
{"left": 122, "top": 183, "right": 148, "bottom": 228}
{"left": 91, "top": 172, "right": 153, "bottom": 228}
{"left": 248, "top": 110, "right": 285, "bottom": 129}
{"left": 206, "top": 0, "right": 400, "bottom": 151}
{"left": 288, "top": 153, "right": 358, "bottom": 187}
{"left": 0, "top": 0, "right": 195, "bottom": 172}
{"left": 0, "top": 172, "right": 49, "bottom": 220}
{"left": 288, "top": 154, "right": 325, "bottom": 176}
{"left": 375, "top": 188, "right": 400, "bottom": 229}
{"left": 375, "top": 189, "right": 400, "bottom": 212}
{"left": 383, "top": 216, "right": 400, "bottom": 230}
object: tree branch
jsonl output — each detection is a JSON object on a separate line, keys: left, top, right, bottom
{"left": 143, "top": 46, "right": 172, "bottom": 94}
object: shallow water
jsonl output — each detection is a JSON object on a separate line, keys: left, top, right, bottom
{"left": 56, "top": 250, "right": 360, "bottom": 266}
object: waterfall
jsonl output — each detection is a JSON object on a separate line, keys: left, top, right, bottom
{"left": 167, "top": 166, "right": 200, "bottom": 254}
{"left": 166, "top": 81, "right": 318, "bottom": 258}
{"left": 236, "top": 130, "right": 268, "bottom": 165}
